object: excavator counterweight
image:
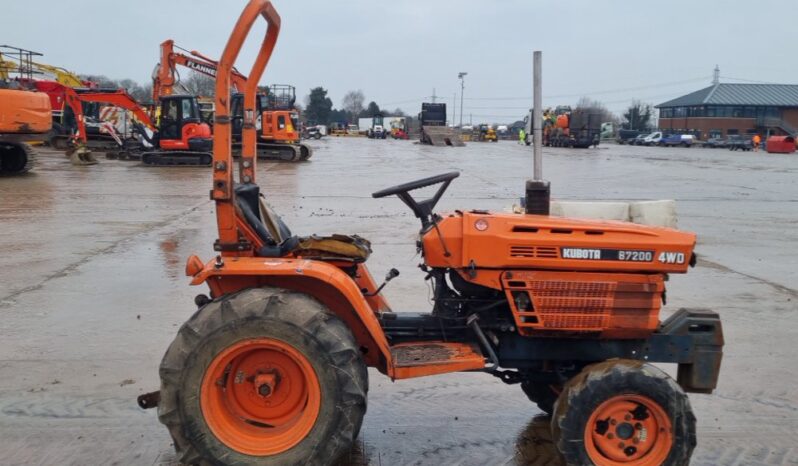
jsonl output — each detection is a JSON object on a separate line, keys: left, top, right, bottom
{"left": 0, "top": 45, "right": 53, "bottom": 175}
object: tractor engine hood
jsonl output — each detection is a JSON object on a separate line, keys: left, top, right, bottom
{"left": 422, "top": 211, "right": 696, "bottom": 274}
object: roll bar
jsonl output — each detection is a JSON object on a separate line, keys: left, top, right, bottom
{"left": 212, "top": 0, "right": 281, "bottom": 249}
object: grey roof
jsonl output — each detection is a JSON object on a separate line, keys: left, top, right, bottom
{"left": 656, "top": 83, "right": 798, "bottom": 108}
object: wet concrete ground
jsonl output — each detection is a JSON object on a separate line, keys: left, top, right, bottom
{"left": 0, "top": 139, "right": 796, "bottom": 465}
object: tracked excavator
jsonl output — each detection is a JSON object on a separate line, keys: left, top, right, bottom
{"left": 1, "top": 48, "right": 136, "bottom": 158}
{"left": 140, "top": 3, "right": 723, "bottom": 465}
{"left": 0, "top": 45, "right": 52, "bottom": 175}
{"left": 62, "top": 87, "right": 212, "bottom": 166}
{"left": 155, "top": 39, "right": 311, "bottom": 161}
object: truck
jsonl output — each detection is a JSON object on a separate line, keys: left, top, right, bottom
{"left": 418, "top": 102, "right": 464, "bottom": 146}
{"left": 367, "top": 114, "right": 388, "bottom": 139}
{"left": 523, "top": 106, "right": 602, "bottom": 148}
{"left": 359, "top": 116, "right": 403, "bottom": 139}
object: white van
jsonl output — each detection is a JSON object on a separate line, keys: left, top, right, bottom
{"left": 643, "top": 132, "right": 663, "bottom": 146}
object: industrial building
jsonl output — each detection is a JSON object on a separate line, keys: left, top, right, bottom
{"left": 656, "top": 81, "right": 798, "bottom": 139}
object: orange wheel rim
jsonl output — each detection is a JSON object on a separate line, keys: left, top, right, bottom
{"left": 200, "top": 338, "right": 321, "bottom": 456}
{"left": 584, "top": 394, "right": 673, "bottom": 465}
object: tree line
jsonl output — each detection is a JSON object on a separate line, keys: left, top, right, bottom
{"left": 77, "top": 72, "right": 654, "bottom": 131}
{"left": 304, "top": 87, "right": 407, "bottom": 126}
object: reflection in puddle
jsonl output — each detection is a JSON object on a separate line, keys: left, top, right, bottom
{"left": 335, "top": 415, "right": 564, "bottom": 465}
{"left": 159, "top": 238, "right": 181, "bottom": 279}
{"left": 334, "top": 438, "right": 368, "bottom": 465}
{"left": 512, "top": 415, "right": 564, "bottom": 465}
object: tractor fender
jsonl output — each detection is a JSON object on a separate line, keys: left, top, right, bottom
{"left": 187, "top": 255, "right": 394, "bottom": 374}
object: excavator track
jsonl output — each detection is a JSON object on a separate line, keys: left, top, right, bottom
{"left": 141, "top": 150, "right": 212, "bottom": 166}
{"left": 232, "top": 142, "right": 313, "bottom": 162}
{"left": 0, "top": 142, "right": 36, "bottom": 176}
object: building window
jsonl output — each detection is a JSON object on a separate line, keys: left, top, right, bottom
{"left": 727, "top": 129, "right": 739, "bottom": 135}
{"left": 765, "top": 107, "right": 781, "bottom": 118}
{"left": 743, "top": 107, "right": 755, "bottom": 118}
{"left": 688, "top": 106, "right": 704, "bottom": 117}
{"left": 660, "top": 108, "right": 673, "bottom": 118}
{"left": 674, "top": 107, "right": 687, "bottom": 117}
{"left": 709, "top": 129, "right": 722, "bottom": 138}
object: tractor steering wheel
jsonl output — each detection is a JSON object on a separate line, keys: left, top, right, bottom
{"left": 372, "top": 172, "right": 460, "bottom": 227}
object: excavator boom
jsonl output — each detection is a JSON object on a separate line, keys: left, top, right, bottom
{"left": 155, "top": 39, "right": 311, "bottom": 162}
{"left": 154, "top": 39, "right": 247, "bottom": 100}
{"left": 74, "top": 89, "right": 156, "bottom": 130}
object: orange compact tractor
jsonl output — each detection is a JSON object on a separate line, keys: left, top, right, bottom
{"left": 139, "top": 2, "right": 724, "bottom": 465}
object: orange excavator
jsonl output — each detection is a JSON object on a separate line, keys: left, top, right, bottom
{"left": 155, "top": 39, "right": 311, "bottom": 161}
{"left": 0, "top": 45, "right": 52, "bottom": 175}
{"left": 60, "top": 87, "right": 213, "bottom": 166}
{"left": 140, "top": 3, "right": 723, "bottom": 465}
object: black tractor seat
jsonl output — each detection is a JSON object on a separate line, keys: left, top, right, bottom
{"left": 234, "top": 183, "right": 371, "bottom": 261}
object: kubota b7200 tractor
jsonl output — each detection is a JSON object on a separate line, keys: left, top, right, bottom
{"left": 139, "top": 2, "right": 724, "bottom": 465}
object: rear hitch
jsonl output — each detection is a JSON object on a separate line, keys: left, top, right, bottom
{"left": 137, "top": 390, "right": 161, "bottom": 409}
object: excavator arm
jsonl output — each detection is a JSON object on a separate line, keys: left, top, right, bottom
{"left": 62, "top": 87, "right": 88, "bottom": 143}
{"left": 30, "top": 61, "right": 87, "bottom": 88}
{"left": 0, "top": 51, "right": 92, "bottom": 88}
{"left": 0, "top": 53, "right": 11, "bottom": 81}
{"left": 62, "top": 87, "right": 157, "bottom": 143}
{"left": 154, "top": 39, "right": 248, "bottom": 100}
{"left": 74, "top": 89, "right": 156, "bottom": 130}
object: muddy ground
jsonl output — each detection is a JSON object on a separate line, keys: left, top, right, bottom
{"left": 0, "top": 138, "right": 796, "bottom": 465}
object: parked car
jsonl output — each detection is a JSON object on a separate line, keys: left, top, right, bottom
{"left": 661, "top": 134, "right": 694, "bottom": 147}
{"left": 616, "top": 129, "right": 640, "bottom": 144}
{"left": 304, "top": 125, "right": 325, "bottom": 139}
{"left": 727, "top": 135, "right": 753, "bottom": 151}
{"left": 702, "top": 137, "right": 726, "bottom": 148}
{"left": 631, "top": 134, "right": 648, "bottom": 145}
{"left": 643, "top": 131, "right": 663, "bottom": 146}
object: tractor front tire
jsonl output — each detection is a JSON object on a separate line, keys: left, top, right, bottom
{"left": 158, "top": 287, "right": 368, "bottom": 466}
{"left": 551, "top": 359, "right": 695, "bottom": 466}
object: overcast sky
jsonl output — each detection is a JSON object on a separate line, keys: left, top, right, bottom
{"left": 4, "top": 0, "right": 796, "bottom": 123}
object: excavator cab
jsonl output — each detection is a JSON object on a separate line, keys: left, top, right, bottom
{"left": 157, "top": 95, "right": 212, "bottom": 152}
{"left": 229, "top": 89, "right": 311, "bottom": 161}
{"left": 231, "top": 91, "right": 300, "bottom": 144}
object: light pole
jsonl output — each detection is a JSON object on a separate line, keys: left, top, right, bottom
{"left": 458, "top": 72, "right": 467, "bottom": 127}
{"left": 453, "top": 93, "right": 456, "bottom": 127}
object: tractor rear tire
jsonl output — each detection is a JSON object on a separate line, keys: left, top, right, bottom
{"left": 551, "top": 359, "right": 695, "bottom": 466}
{"left": 521, "top": 382, "right": 560, "bottom": 416}
{"left": 157, "top": 287, "right": 368, "bottom": 466}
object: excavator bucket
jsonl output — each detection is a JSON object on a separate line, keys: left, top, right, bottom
{"left": 67, "top": 145, "right": 98, "bottom": 165}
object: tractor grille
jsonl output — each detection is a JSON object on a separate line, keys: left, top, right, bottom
{"left": 503, "top": 271, "right": 663, "bottom": 336}
{"left": 509, "top": 245, "right": 559, "bottom": 259}
{"left": 541, "top": 313, "right": 607, "bottom": 329}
